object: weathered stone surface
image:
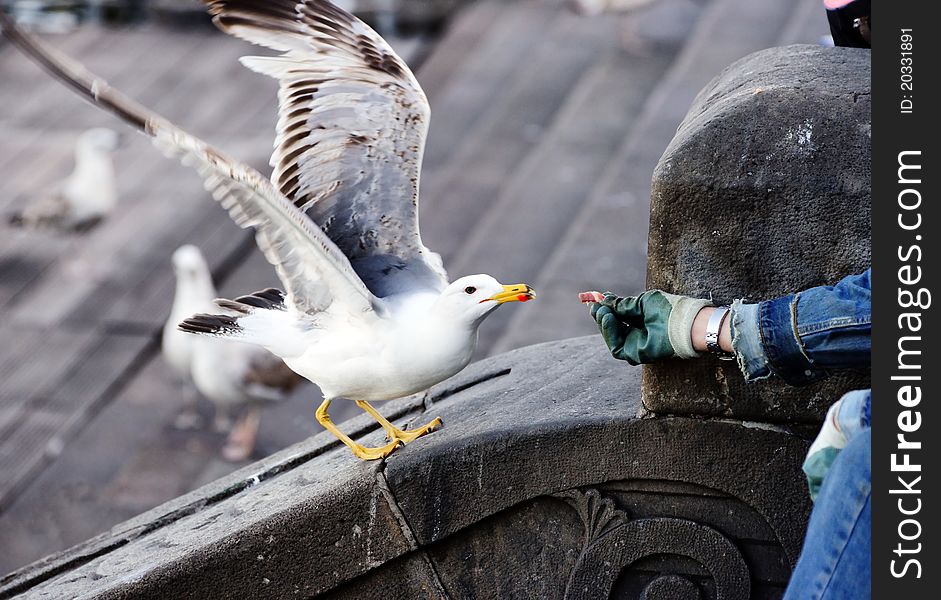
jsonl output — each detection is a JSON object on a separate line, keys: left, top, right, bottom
{"left": 2, "top": 337, "right": 810, "bottom": 600}
{"left": 0, "top": 395, "right": 428, "bottom": 599}
{"left": 645, "top": 44, "right": 871, "bottom": 423}
{"left": 320, "top": 552, "right": 448, "bottom": 599}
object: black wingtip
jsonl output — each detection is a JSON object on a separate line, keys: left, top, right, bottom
{"left": 229, "top": 288, "right": 287, "bottom": 311}
{"left": 178, "top": 313, "right": 242, "bottom": 336}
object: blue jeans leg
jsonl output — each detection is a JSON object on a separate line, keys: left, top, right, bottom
{"left": 784, "top": 429, "right": 871, "bottom": 600}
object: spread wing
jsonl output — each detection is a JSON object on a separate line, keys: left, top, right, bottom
{"left": 0, "top": 10, "right": 383, "bottom": 318}
{"left": 152, "top": 125, "right": 382, "bottom": 317}
{"left": 203, "top": 0, "right": 448, "bottom": 297}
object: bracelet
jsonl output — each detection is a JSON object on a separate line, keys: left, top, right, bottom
{"left": 705, "top": 306, "right": 731, "bottom": 354}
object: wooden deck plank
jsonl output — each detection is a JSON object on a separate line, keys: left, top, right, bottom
{"left": 12, "top": 27, "right": 204, "bottom": 130}
{"left": 0, "top": 409, "right": 65, "bottom": 509}
{"left": 0, "top": 327, "right": 96, "bottom": 419}
{"left": 458, "top": 44, "right": 685, "bottom": 353}
{"left": 0, "top": 28, "right": 107, "bottom": 129}
{"left": 418, "top": 1, "right": 558, "bottom": 175}
{"left": 492, "top": 0, "right": 806, "bottom": 354}
{"left": 0, "top": 330, "right": 152, "bottom": 508}
{"left": 420, "top": 8, "right": 620, "bottom": 265}
{"left": 0, "top": 141, "right": 89, "bottom": 205}
{"left": 8, "top": 32, "right": 156, "bottom": 133}
{"left": 0, "top": 135, "right": 81, "bottom": 214}
{"left": 414, "top": 0, "right": 503, "bottom": 103}
{"left": 0, "top": 229, "right": 72, "bottom": 311}
{"left": 43, "top": 331, "right": 154, "bottom": 413}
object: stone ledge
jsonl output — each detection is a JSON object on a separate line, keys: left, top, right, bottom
{"left": 3, "top": 337, "right": 811, "bottom": 599}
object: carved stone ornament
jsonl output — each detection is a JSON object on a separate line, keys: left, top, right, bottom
{"left": 558, "top": 488, "right": 750, "bottom": 600}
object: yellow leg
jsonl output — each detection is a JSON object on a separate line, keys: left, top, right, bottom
{"left": 355, "top": 400, "right": 443, "bottom": 444}
{"left": 316, "top": 399, "right": 400, "bottom": 460}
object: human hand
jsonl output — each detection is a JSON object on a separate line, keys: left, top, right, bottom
{"left": 581, "top": 290, "right": 711, "bottom": 365}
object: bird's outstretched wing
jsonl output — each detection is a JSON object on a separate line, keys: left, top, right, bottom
{"left": 0, "top": 10, "right": 382, "bottom": 317}
{"left": 203, "top": 0, "right": 448, "bottom": 297}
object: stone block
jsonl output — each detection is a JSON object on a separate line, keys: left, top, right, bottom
{"left": 644, "top": 44, "right": 871, "bottom": 423}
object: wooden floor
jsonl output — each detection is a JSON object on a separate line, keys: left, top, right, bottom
{"left": 0, "top": 0, "right": 828, "bottom": 575}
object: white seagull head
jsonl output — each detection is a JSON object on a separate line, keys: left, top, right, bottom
{"left": 77, "top": 127, "right": 120, "bottom": 154}
{"left": 433, "top": 274, "right": 535, "bottom": 325}
{"left": 172, "top": 244, "right": 211, "bottom": 283}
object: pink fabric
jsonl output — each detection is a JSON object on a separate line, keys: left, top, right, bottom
{"left": 823, "top": 0, "right": 856, "bottom": 9}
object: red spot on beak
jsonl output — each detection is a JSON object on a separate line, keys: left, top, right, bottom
{"left": 518, "top": 294, "right": 531, "bottom": 302}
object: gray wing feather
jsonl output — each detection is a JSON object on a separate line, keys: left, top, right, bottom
{"left": 155, "top": 125, "right": 382, "bottom": 316}
{"left": 0, "top": 11, "right": 381, "bottom": 318}
{"left": 204, "top": 0, "right": 448, "bottom": 296}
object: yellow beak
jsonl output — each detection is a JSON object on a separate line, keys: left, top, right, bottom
{"left": 485, "top": 283, "right": 536, "bottom": 304}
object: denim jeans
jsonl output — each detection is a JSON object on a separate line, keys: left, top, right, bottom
{"left": 783, "top": 427, "right": 871, "bottom": 600}
{"left": 730, "top": 270, "right": 871, "bottom": 384}
{"left": 729, "top": 272, "right": 872, "bottom": 598}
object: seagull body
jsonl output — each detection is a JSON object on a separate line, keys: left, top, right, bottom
{"left": 10, "top": 127, "right": 119, "bottom": 231}
{"left": 228, "top": 276, "right": 505, "bottom": 402}
{"left": 164, "top": 244, "right": 304, "bottom": 460}
{"left": 1, "top": 0, "right": 534, "bottom": 461}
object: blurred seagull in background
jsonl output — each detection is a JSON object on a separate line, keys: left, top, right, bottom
{"left": 9, "top": 127, "right": 119, "bottom": 231}
{"left": 164, "top": 244, "right": 305, "bottom": 461}
{"left": 568, "top": 0, "right": 658, "bottom": 16}
{"left": 0, "top": 0, "right": 535, "bottom": 461}
{"left": 163, "top": 245, "right": 214, "bottom": 430}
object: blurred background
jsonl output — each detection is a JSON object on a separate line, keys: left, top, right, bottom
{"left": 0, "top": 0, "right": 828, "bottom": 576}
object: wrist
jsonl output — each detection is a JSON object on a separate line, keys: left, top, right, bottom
{"left": 692, "top": 307, "right": 733, "bottom": 353}
{"left": 691, "top": 308, "right": 712, "bottom": 352}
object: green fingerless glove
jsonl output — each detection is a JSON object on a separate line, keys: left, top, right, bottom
{"left": 589, "top": 290, "right": 711, "bottom": 365}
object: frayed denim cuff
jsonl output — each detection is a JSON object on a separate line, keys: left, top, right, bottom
{"left": 759, "top": 294, "right": 827, "bottom": 385}
{"left": 730, "top": 300, "right": 772, "bottom": 381}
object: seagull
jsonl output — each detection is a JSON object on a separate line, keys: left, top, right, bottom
{"left": 568, "top": 0, "right": 658, "bottom": 17}
{"left": 0, "top": 0, "right": 535, "bottom": 461}
{"left": 9, "top": 127, "right": 119, "bottom": 231}
{"left": 163, "top": 245, "right": 216, "bottom": 429}
{"left": 163, "top": 244, "right": 305, "bottom": 460}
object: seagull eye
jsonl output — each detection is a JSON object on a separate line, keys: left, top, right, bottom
{"left": 464, "top": 286, "right": 477, "bottom": 295}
